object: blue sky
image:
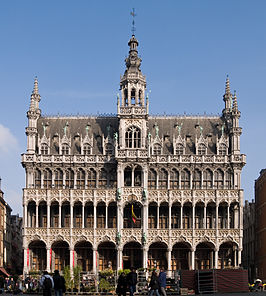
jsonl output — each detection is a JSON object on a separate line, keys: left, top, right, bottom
{"left": 0, "top": 0, "right": 265, "bottom": 214}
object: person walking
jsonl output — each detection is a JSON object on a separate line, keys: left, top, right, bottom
{"left": 53, "top": 270, "right": 66, "bottom": 296}
{"left": 149, "top": 270, "right": 160, "bottom": 296}
{"left": 126, "top": 267, "right": 137, "bottom": 296}
{"left": 40, "top": 271, "right": 54, "bottom": 296}
{"left": 116, "top": 272, "right": 127, "bottom": 296}
{"left": 158, "top": 267, "right": 167, "bottom": 296}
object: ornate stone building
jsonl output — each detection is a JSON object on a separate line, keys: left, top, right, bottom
{"left": 22, "top": 34, "right": 246, "bottom": 275}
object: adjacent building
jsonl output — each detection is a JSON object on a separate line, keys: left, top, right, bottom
{"left": 242, "top": 199, "right": 255, "bottom": 281}
{"left": 255, "top": 169, "right": 266, "bottom": 280}
{"left": 10, "top": 214, "right": 23, "bottom": 275}
{"left": 22, "top": 34, "right": 246, "bottom": 275}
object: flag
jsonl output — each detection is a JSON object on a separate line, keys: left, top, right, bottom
{"left": 131, "top": 204, "right": 137, "bottom": 224}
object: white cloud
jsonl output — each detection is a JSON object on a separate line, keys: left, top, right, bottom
{"left": 0, "top": 124, "right": 18, "bottom": 153}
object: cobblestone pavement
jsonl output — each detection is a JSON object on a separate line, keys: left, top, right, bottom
{"left": 2, "top": 293, "right": 266, "bottom": 296}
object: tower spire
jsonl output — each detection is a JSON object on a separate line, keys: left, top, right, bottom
{"left": 225, "top": 75, "right": 230, "bottom": 95}
{"left": 33, "top": 76, "right": 39, "bottom": 94}
{"left": 130, "top": 8, "right": 136, "bottom": 35}
{"left": 232, "top": 90, "right": 238, "bottom": 111}
{"left": 223, "top": 75, "right": 232, "bottom": 115}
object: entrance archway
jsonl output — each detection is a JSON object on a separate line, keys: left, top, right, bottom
{"left": 75, "top": 241, "right": 93, "bottom": 272}
{"left": 148, "top": 242, "right": 168, "bottom": 269}
{"left": 123, "top": 242, "right": 142, "bottom": 269}
{"left": 29, "top": 240, "right": 46, "bottom": 271}
{"left": 171, "top": 242, "right": 190, "bottom": 270}
{"left": 218, "top": 242, "right": 238, "bottom": 269}
{"left": 98, "top": 242, "right": 116, "bottom": 271}
{"left": 195, "top": 242, "right": 215, "bottom": 270}
{"left": 51, "top": 241, "right": 70, "bottom": 272}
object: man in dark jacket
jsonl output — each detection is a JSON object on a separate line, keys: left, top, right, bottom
{"left": 158, "top": 267, "right": 167, "bottom": 296}
{"left": 126, "top": 267, "right": 137, "bottom": 296}
{"left": 53, "top": 270, "right": 65, "bottom": 296}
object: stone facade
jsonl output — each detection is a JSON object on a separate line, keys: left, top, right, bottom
{"left": 10, "top": 215, "right": 23, "bottom": 275}
{"left": 22, "top": 34, "right": 246, "bottom": 275}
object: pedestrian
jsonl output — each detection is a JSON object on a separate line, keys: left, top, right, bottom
{"left": 53, "top": 270, "right": 66, "bottom": 296}
{"left": 149, "top": 270, "right": 160, "bottom": 296}
{"left": 126, "top": 267, "right": 137, "bottom": 296}
{"left": 40, "top": 271, "right": 54, "bottom": 296}
{"left": 158, "top": 267, "right": 167, "bottom": 296}
{"left": 116, "top": 272, "right": 127, "bottom": 296}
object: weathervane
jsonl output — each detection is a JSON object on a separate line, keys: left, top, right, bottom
{"left": 130, "top": 8, "right": 136, "bottom": 35}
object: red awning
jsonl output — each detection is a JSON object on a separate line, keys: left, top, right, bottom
{"left": 0, "top": 267, "right": 10, "bottom": 277}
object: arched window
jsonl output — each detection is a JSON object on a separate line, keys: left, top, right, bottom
{"left": 175, "top": 143, "right": 184, "bottom": 155}
{"left": 153, "top": 144, "right": 162, "bottom": 155}
{"left": 218, "top": 143, "right": 227, "bottom": 156}
{"left": 43, "top": 169, "right": 52, "bottom": 188}
{"left": 148, "top": 169, "right": 157, "bottom": 189}
{"left": 99, "top": 169, "right": 107, "bottom": 188}
{"left": 83, "top": 144, "right": 91, "bottom": 155}
{"left": 181, "top": 169, "right": 190, "bottom": 189}
{"left": 77, "top": 169, "right": 85, "bottom": 189}
{"left": 40, "top": 144, "right": 49, "bottom": 155}
{"left": 124, "top": 89, "right": 128, "bottom": 106}
{"left": 62, "top": 144, "right": 69, "bottom": 155}
{"left": 87, "top": 169, "right": 96, "bottom": 188}
{"left": 214, "top": 169, "right": 224, "bottom": 189}
{"left": 105, "top": 143, "right": 113, "bottom": 155}
{"left": 125, "top": 126, "right": 141, "bottom": 148}
{"left": 124, "top": 167, "right": 132, "bottom": 187}
{"left": 134, "top": 166, "right": 142, "bottom": 187}
{"left": 170, "top": 169, "right": 179, "bottom": 189}
{"left": 35, "top": 169, "right": 41, "bottom": 188}
{"left": 139, "top": 90, "right": 143, "bottom": 106}
{"left": 159, "top": 169, "right": 168, "bottom": 189}
{"left": 109, "top": 169, "right": 117, "bottom": 188}
{"left": 225, "top": 171, "right": 232, "bottom": 189}
{"left": 193, "top": 169, "right": 201, "bottom": 189}
{"left": 131, "top": 89, "right": 136, "bottom": 105}
{"left": 54, "top": 169, "right": 63, "bottom": 188}
{"left": 65, "top": 169, "right": 74, "bottom": 189}
{"left": 198, "top": 143, "right": 206, "bottom": 155}
{"left": 203, "top": 169, "right": 213, "bottom": 189}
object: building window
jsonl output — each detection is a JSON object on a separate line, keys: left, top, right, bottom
{"left": 83, "top": 144, "right": 91, "bottom": 155}
{"left": 214, "top": 169, "right": 224, "bottom": 189}
{"left": 181, "top": 169, "right": 190, "bottom": 189}
{"left": 76, "top": 169, "right": 85, "bottom": 189}
{"left": 109, "top": 169, "right": 117, "bottom": 188}
{"left": 65, "top": 169, "right": 74, "bottom": 189}
{"left": 175, "top": 143, "right": 184, "bottom": 155}
{"left": 43, "top": 169, "right": 52, "bottom": 188}
{"left": 40, "top": 144, "right": 49, "bottom": 155}
{"left": 218, "top": 143, "right": 227, "bottom": 156}
{"left": 158, "top": 169, "right": 168, "bottom": 189}
{"left": 99, "top": 169, "right": 107, "bottom": 188}
{"left": 54, "top": 169, "right": 63, "bottom": 189}
{"left": 170, "top": 169, "right": 179, "bottom": 189}
{"left": 124, "top": 167, "right": 132, "bottom": 187}
{"left": 125, "top": 126, "right": 141, "bottom": 148}
{"left": 134, "top": 166, "right": 142, "bottom": 187}
{"left": 225, "top": 171, "right": 232, "bottom": 189}
{"left": 153, "top": 144, "right": 162, "bottom": 155}
{"left": 198, "top": 143, "right": 206, "bottom": 155}
{"left": 87, "top": 169, "right": 96, "bottom": 188}
{"left": 105, "top": 143, "right": 113, "bottom": 155}
{"left": 203, "top": 169, "right": 213, "bottom": 189}
{"left": 131, "top": 89, "right": 136, "bottom": 105}
{"left": 61, "top": 144, "right": 69, "bottom": 155}
{"left": 148, "top": 169, "right": 157, "bottom": 189}
{"left": 193, "top": 169, "right": 201, "bottom": 189}
{"left": 35, "top": 169, "right": 41, "bottom": 188}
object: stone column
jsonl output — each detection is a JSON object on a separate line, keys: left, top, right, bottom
{"left": 94, "top": 204, "right": 97, "bottom": 228}
{"left": 82, "top": 203, "right": 85, "bottom": 229}
{"left": 23, "top": 248, "right": 28, "bottom": 275}
{"left": 167, "top": 248, "right": 172, "bottom": 276}
{"left": 180, "top": 205, "right": 183, "bottom": 229}
{"left": 59, "top": 203, "right": 62, "bottom": 228}
{"left": 36, "top": 204, "right": 39, "bottom": 228}
{"left": 24, "top": 204, "right": 28, "bottom": 228}
{"left": 93, "top": 247, "right": 97, "bottom": 274}
{"left": 214, "top": 248, "right": 218, "bottom": 269}
{"left": 46, "top": 248, "right": 51, "bottom": 273}
{"left": 70, "top": 202, "right": 73, "bottom": 229}
{"left": 227, "top": 205, "right": 230, "bottom": 229}
{"left": 238, "top": 248, "right": 242, "bottom": 266}
{"left": 192, "top": 203, "right": 195, "bottom": 230}
{"left": 157, "top": 205, "right": 160, "bottom": 229}
{"left": 191, "top": 248, "right": 195, "bottom": 270}
{"left": 47, "top": 203, "right": 50, "bottom": 228}
{"left": 216, "top": 204, "right": 219, "bottom": 230}
{"left": 169, "top": 204, "right": 172, "bottom": 229}
{"left": 105, "top": 205, "right": 108, "bottom": 229}
{"left": 143, "top": 247, "right": 148, "bottom": 269}
{"left": 117, "top": 247, "right": 123, "bottom": 270}
{"left": 70, "top": 247, "right": 74, "bottom": 273}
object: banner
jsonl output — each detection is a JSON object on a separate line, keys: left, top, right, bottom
{"left": 27, "top": 248, "right": 29, "bottom": 266}
{"left": 131, "top": 204, "right": 137, "bottom": 224}
{"left": 50, "top": 249, "right": 52, "bottom": 266}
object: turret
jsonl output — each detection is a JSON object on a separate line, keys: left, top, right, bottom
{"left": 230, "top": 91, "right": 242, "bottom": 154}
{"left": 223, "top": 75, "right": 232, "bottom": 117}
{"left": 26, "top": 77, "right": 41, "bottom": 153}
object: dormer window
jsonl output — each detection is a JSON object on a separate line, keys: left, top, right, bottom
{"left": 62, "top": 144, "right": 69, "bottom": 155}
{"left": 176, "top": 143, "right": 184, "bottom": 155}
{"left": 83, "top": 144, "right": 91, "bottom": 155}
{"left": 198, "top": 143, "right": 207, "bottom": 155}
{"left": 40, "top": 144, "right": 49, "bottom": 155}
{"left": 125, "top": 126, "right": 141, "bottom": 148}
{"left": 218, "top": 143, "right": 227, "bottom": 156}
{"left": 153, "top": 143, "right": 162, "bottom": 155}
